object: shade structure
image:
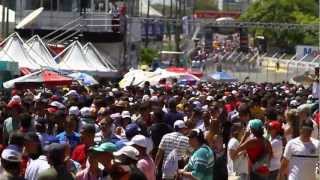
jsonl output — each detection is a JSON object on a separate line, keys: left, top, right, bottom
{"left": 68, "top": 72, "right": 99, "bottom": 86}
{"left": 0, "top": 33, "right": 41, "bottom": 69}
{"left": 3, "top": 69, "right": 73, "bottom": 88}
{"left": 83, "top": 43, "right": 117, "bottom": 71}
{"left": 119, "top": 68, "right": 200, "bottom": 88}
{"left": 26, "top": 35, "right": 57, "bottom": 68}
{"left": 207, "top": 71, "right": 237, "bottom": 81}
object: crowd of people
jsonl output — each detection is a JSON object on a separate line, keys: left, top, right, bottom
{"left": 0, "top": 80, "right": 319, "bottom": 180}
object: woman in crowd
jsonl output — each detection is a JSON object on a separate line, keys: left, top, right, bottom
{"left": 235, "top": 119, "right": 273, "bottom": 180}
{"left": 266, "top": 121, "right": 284, "bottom": 180}
{"left": 178, "top": 129, "right": 214, "bottom": 180}
{"left": 227, "top": 124, "right": 249, "bottom": 180}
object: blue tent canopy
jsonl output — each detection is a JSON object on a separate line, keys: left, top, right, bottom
{"left": 68, "top": 72, "right": 99, "bottom": 86}
{"left": 207, "top": 71, "right": 237, "bottom": 81}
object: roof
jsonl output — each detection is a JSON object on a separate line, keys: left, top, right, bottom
{"left": 83, "top": 43, "right": 117, "bottom": 71}
{"left": 0, "top": 33, "right": 41, "bottom": 69}
{"left": 57, "top": 41, "right": 111, "bottom": 72}
{"left": 26, "top": 35, "right": 58, "bottom": 68}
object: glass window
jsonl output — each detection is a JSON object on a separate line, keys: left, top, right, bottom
{"left": 25, "top": 0, "right": 41, "bottom": 10}
{"left": 59, "top": 0, "right": 73, "bottom": 11}
{"left": 43, "top": 0, "right": 58, "bottom": 11}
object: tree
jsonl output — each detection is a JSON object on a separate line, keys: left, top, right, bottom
{"left": 241, "top": 0, "right": 319, "bottom": 51}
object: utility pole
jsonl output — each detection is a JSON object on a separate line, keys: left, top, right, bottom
{"left": 162, "top": 0, "right": 165, "bottom": 16}
{"left": 174, "top": 0, "right": 181, "bottom": 65}
{"left": 5, "top": 0, "right": 8, "bottom": 37}
{"left": 145, "top": 0, "right": 150, "bottom": 47}
{"left": 1, "top": 0, "right": 5, "bottom": 38}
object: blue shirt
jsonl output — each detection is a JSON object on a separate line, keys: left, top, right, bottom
{"left": 56, "top": 131, "right": 80, "bottom": 149}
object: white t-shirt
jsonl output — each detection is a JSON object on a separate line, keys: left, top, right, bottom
{"left": 25, "top": 155, "right": 50, "bottom": 180}
{"left": 227, "top": 137, "right": 249, "bottom": 175}
{"left": 283, "top": 137, "right": 320, "bottom": 180}
{"left": 269, "top": 136, "right": 283, "bottom": 171}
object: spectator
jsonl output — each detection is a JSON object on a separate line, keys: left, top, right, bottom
{"left": 278, "top": 120, "right": 320, "bottom": 180}
{"left": 37, "top": 143, "right": 74, "bottom": 180}
{"left": 72, "top": 124, "right": 96, "bottom": 168}
{"left": 178, "top": 129, "right": 214, "bottom": 179}
{"left": 55, "top": 116, "right": 80, "bottom": 149}
{"left": 155, "top": 120, "right": 190, "bottom": 180}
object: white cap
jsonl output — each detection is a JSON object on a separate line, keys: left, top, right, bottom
{"left": 142, "top": 95, "right": 150, "bottom": 102}
{"left": 50, "top": 101, "right": 65, "bottom": 109}
{"left": 290, "top": 100, "right": 299, "bottom": 107}
{"left": 65, "top": 90, "right": 79, "bottom": 97}
{"left": 121, "top": 111, "right": 131, "bottom": 119}
{"left": 1, "top": 148, "right": 22, "bottom": 162}
{"left": 110, "top": 113, "right": 121, "bottom": 120}
{"left": 11, "top": 95, "right": 21, "bottom": 104}
{"left": 126, "top": 135, "right": 147, "bottom": 148}
{"left": 150, "top": 96, "right": 158, "bottom": 102}
{"left": 174, "top": 120, "right": 187, "bottom": 129}
{"left": 69, "top": 106, "right": 80, "bottom": 116}
{"left": 113, "top": 146, "right": 139, "bottom": 161}
{"left": 231, "top": 90, "right": 238, "bottom": 95}
{"left": 80, "top": 107, "right": 91, "bottom": 117}
{"left": 112, "top": 88, "right": 119, "bottom": 92}
{"left": 206, "top": 96, "right": 214, "bottom": 101}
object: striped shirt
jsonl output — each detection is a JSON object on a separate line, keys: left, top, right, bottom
{"left": 159, "top": 132, "right": 190, "bottom": 163}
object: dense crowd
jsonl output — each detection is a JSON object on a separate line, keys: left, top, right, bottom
{"left": 0, "top": 80, "right": 319, "bottom": 180}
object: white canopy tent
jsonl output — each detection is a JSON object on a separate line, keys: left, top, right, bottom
{"left": 0, "top": 33, "right": 41, "bottom": 69}
{"left": 83, "top": 43, "right": 117, "bottom": 71}
{"left": 26, "top": 35, "right": 58, "bottom": 68}
{"left": 56, "top": 41, "right": 113, "bottom": 72}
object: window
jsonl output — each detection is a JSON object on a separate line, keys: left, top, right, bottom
{"left": 25, "top": 0, "right": 41, "bottom": 10}
{"left": 43, "top": 0, "right": 58, "bottom": 11}
{"left": 59, "top": 0, "right": 72, "bottom": 11}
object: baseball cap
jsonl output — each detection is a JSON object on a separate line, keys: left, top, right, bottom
{"left": 113, "top": 146, "right": 140, "bottom": 161}
{"left": 69, "top": 106, "right": 80, "bottom": 116}
{"left": 121, "top": 111, "right": 131, "bottom": 119}
{"left": 50, "top": 101, "right": 65, "bottom": 109}
{"left": 80, "top": 107, "right": 91, "bottom": 117}
{"left": 1, "top": 148, "right": 22, "bottom": 162}
{"left": 126, "top": 135, "right": 147, "bottom": 148}
{"left": 46, "top": 107, "right": 58, "bottom": 113}
{"left": 249, "top": 119, "right": 263, "bottom": 130}
{"left": 268, "top": 121, "right": 282, "bottom": 132}
{"left": 91, "top": 142, "right": 117, "bottom": 153}
{"left": 65, "top": 90, "right": 79, "bottom": 97}
{"left": 125, "top": 123, "right": 141, "bottom": 138}
{"left": 174, "top": 120, "right": 187, "bottom": 129}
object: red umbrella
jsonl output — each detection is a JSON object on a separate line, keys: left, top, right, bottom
{"left": 3, "top": 69, "right": 73, "bottom": 88}
{"left": 41, "top": 70, "right": 73, "bottom": 86}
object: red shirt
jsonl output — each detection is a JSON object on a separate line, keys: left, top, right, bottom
{"left": 71, "top": 144, "right": 87, "bottom": 169}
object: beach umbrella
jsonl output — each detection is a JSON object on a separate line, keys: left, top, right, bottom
{"left": 68, "top": 72, "right": 99, "bottom": 86}
{"left": 3, "top": 69, "right": 72, "bottom": 88}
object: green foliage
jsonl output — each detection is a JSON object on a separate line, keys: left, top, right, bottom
{"left": 139, "top": 48, "right": 159, "bottom": 65}
{"left": 241, "top": 0, "right": 320, "bottom": 50}
{"left": 194, "top": 0, "right": 218, "bottom": 10}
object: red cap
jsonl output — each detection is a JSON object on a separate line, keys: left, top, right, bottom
{"left": 268, "top": 121, "right": 282, "bottom": 132}
{"left": 46, "top": 107, "right": 58, "bottom": 113}
{"left": 7, "top": 101, "right": 22, "bottom": 109}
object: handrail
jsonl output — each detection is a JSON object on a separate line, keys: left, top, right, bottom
{"left": 47, "top": 24, "right": 81, "bottom": 43}
{"left": 42, "top": 16, "right": 82, "bottom": 40}
{"left": 57, "top": 30, "right": 81, "bottom": 44}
